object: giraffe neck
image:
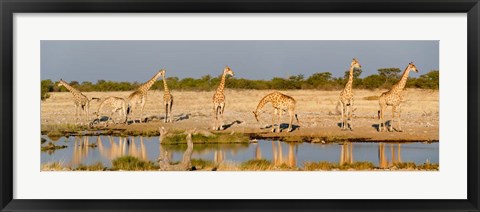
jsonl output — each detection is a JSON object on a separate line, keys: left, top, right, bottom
{"left": 138, "top": 72, "right": 161, "bottom": 95}
{"left": 392, "top": 66, "right": 412, "bottom": 91}
{"left": 345, "top": 66, "right": 355, "bottom": 91}
{"left": 216, "top": 72, "right": 227, "bottom": 94}
{"left": 59, "top": 81, "right": 84, "bottom": 97}
{"left": 162, "top": 75, "right": 170, "bottom": 94}
{"left": 255, "top": 95, "right": 272, "bottom": 113}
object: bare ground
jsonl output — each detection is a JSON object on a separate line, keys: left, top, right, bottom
{"left": 41, "top": 89, "right": 439, "bottom": 142}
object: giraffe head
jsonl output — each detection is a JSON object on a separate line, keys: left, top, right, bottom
{"left": 223, "top": 66, "right": 234, "bottom": 77}
{"left": 158, "top": 68, "right": 167, "bottom": 77}
{"left": 56, "top": 79, "right": 65, "bottom": 87}
{"left": 408, "top": 62, "right": 419, "bottom": 73}
{"left": 252, "top": 111, "right": 260, "bottom": 122}
{"left": 159, "top": 69, "right": 166, "bottom": 77}
{"left": 351, "top": 58, "right": 362, "bottom": 69}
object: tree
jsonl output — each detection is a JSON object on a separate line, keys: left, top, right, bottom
{"left": 362, "top": 74, "right": 384, "bottom": 90}
{"left": 306, "top": 72, "right": 333, "bottom": 89}
{"left": 414, "top": 70, "right": 439, "bottom": 89}
{"left": 377, "top": 68, "right": 401, "bottom": 86}
{"left": 41, "top": 79, "right": 54, "bottom": 100}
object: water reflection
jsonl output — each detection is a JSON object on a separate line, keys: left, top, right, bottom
{"left": 339, "top": 142, "right": 354, "bottom": 165}
{"left": 378, "top": 143, "right": 403, "bottom": 168}
{"left": 42, "top": 134, "right": 439, "bottom": 169}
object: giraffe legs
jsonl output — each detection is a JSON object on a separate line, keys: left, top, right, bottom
{"left": 164, "top": 103, "right": 169, "bottom": 123}
{"left": 169, "top": 99, "right": 174, "bottom": 123}
{"left": 220, "top": 102, "right": 225, "bottom": 130}
{"left": 276, "top": 110, "right": 283, "bottom": 133}
{"left": 212, "top": 102, "right": 224, "bottom": 130}
{"left": 86, "top": 102, "right": 90, "bottom": 126}
{"left": 212, "top": 104, "right": 218, "bottom": 130}
{"left": 390, "top": 106, "right": 395, "bottom": 132}
{"left": 139, "top": 98, "right": 146, "bottom": 123}
{"left": 271, "top": 109, "right": 278, "bottom": 132}
{"left": 74, "top": 104, "right": 79, "bottom": 125}
{"left": 393, "top": 105, "right": 403, "bottom": 132}
{"left": 348, "top": 99, "right": 354, "bottom": 130}
{"left": 379, "top": 105, "right": 387, "bottom": 132}
{"left": 345, "top": 103, "right": 350, "bottom": 130}
{"left": 288, "top": 109, "right": 294, "bottom": 132}
{"left": 340, "top": 102, "right": 345, "bottom": 130}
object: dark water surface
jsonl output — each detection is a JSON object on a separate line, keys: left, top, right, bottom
{"left": 41, "top": 135, "right": 439, "bottom": 169}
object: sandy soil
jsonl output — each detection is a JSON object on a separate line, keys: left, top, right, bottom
{"left": 41, "top": 89, "right": 439, "bottom": 142}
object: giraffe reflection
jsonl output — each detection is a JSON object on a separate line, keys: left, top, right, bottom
{"left": 214, "top": 150, "right": 226, "bottom": 164}
{"left": 378, "top": 143, "right": 403, "bottom": 168}
{"left": 339, "top": 142, "right": 354, "bottom": 165}
{"left": 72, "top": 135, "right": 150, "bottom": 166}
{"left": 270, "top": 141, "right": 297, "bottom": 167}
{"left": 72, "top": 136, "right": 90, "bottom": 166}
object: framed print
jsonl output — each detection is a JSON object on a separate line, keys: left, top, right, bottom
{"left": 1, "top": 0, "right": 479, "bottom": 211}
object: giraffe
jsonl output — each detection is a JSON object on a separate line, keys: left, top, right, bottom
{"left": 252, "top": 91, "right": 300, "bottom": 133}
{"left": 56, "top": 79, "right": 94, "bottom": 125}
{"left": 93, "top": 97, "right": 126, "bottom": 126}
{"left": 338, "top": 58, "right": 362, "bottom": 130}
{"left": 159, "top": 70, "right": 174, "bottom": 123}
{"left": 212, "top": 66, "right": 234, "bottom": 130}
{"left": 378, "top": 62, "right": 419, "bottom": 132}
{"left": 125, "top": 69, "right": 163, "bottom": 124}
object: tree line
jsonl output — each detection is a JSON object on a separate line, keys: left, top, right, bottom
{"left": 41, "top": 68, "right": 439, "bottom": 100}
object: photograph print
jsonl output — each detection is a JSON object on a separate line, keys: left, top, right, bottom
{"left": 40, "top": 40, "right": 439, "bottom": 171}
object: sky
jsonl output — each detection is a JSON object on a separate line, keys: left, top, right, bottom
{"left": 41, "top": 40, "right": 438, "bottom": 82}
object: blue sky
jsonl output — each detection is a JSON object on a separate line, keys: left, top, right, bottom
{"left": 41, "top": 40, "right": 438, "bottom": 82}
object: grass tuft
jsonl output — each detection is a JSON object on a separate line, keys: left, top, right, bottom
{"left": 111, "top": 156, "right": 159, "bottom": 171}
{"left": 240, "top": 159, "right": 272, "bottom": 171}
{"left": 161, "top": 132, "right": 250, "bottom": 144}
{"left": 363, "top": 95, "right": 379, "bottom": 101}
{"left": 191, "top": 159, "right": 215, "bottom": 170}
{"left": 417, "top": 162, "right": 439, "bottom": 170}
{"left": 75, "top": 162, "right": 106, "bottom": 171}
{"left": 41, "top": 161, "right": 71, "bottom": 171}
{"left": 304, "top": 161, "right": 336, "bottom": 171}
{"left": 304, "top": 161, "right": 375, "bottom": 171}
{"left": 41, "top": 142, "right": 67, "bottom": 152}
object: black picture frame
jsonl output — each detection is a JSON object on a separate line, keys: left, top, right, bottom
{"left": 1, "top": 0, "right": 479, "bottom": 211}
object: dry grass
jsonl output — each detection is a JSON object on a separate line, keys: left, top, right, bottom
{"left": 363, "top": 95, "right": 380, "bottom": 101}
{"left": 111, "top": 156, "right": 159, "bottom": 171}
{"left": 304, "top": 161, "right": 375, "bottom": 171}
{"left": 42, "top": 89, "right": 438, "bottom": 125}
{"left": 240, "top": 159, "right": 272, "bottom": 171}
{"left": 41, "top": 161, "right": 71, "bottom": 171}
{"left": 75, "top": 162, "right": 106, "bottom": 171}
{"left": 41, "top": 89, "right": 439, "bottom": 141}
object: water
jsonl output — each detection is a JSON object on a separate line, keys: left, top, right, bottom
{"left": 41, "top": 135, "right": 439, "bottom": 169}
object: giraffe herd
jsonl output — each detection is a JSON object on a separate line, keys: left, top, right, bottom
{"left": 56, "top": 60, "right": 419, "bottom": 133}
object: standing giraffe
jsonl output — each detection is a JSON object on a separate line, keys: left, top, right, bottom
{"left": 93, "top": 97, "right": 126, "bottom": 126}
{"left": 57, "top": 79, "right": 94, "bottom": 125}
{"left": 253, "top": 91, "right": 300, "bottom": 133}
{"left": 338, "top": 58, "right": 362, "bottom": 130}
{"left": 125, "top": 69, "right": 163, "bottom": 124}
{"left": 212, "top": 66, "right": 234, "bottom": 130}
{"left": 378, "top": 62, "right": 419, "bottom": 132}
{"left": 159, "top": 70, "right": 174, "bottom": 123}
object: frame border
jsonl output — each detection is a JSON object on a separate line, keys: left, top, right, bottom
{"left": 1, "top": 0, "right": 479, "bottom": 211}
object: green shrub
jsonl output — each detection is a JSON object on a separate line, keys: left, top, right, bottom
{"left": 111, "top": 156, "right": 158, "bottom": 171}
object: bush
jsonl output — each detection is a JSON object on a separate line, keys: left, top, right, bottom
{"left": 41, "top": 79, "right": 54, "bottom": 100}
{"left": 44, "top": 69, "right": 439, "bottom": 92}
